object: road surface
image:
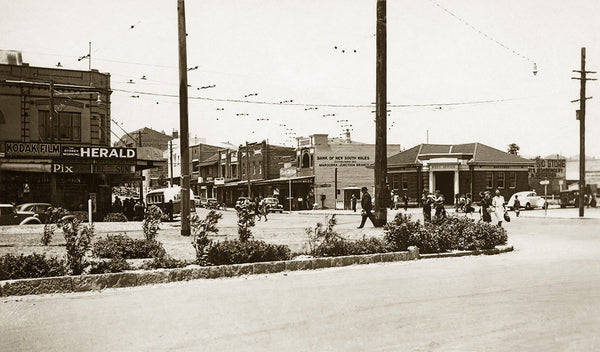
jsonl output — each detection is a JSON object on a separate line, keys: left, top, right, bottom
{"left": 1, "top": 215, "right": 600, "bottom": 351}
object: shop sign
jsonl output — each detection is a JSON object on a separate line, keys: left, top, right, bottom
{"left": 92, "top": 164, "right": 135, "bottom": 174}
{"left": 214, "top": 177, "right": 225, "bottom": 185}
{"left": 5, "top": 142, "right": 61, "bottom": 157}
{"left": 531, "top": 158, "right": 566, "bottom": 179}
{"left": 62, "top": 146, "right": 137, "bottom": 159}
{"left": 316, "top": 155, "right": 371, "bottom": 167}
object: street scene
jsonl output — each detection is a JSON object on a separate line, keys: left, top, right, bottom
{"left": 2, "top": 0, "right": 600, "bottom": 351}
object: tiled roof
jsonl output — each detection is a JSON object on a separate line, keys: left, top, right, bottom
{"left": 387, "top": 142, "right": 534, "bottom": 166}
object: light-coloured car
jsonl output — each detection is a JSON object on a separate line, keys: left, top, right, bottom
{"left": 507, "top": 191, "right": 546, "bottom": 210}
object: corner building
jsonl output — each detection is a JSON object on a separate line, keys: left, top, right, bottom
{"left": 386, "top": 143, "right": 535, "bottom": 204}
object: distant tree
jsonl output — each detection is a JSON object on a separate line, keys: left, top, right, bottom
{"left": 507, "top": 143, "right": 520, "bottom": 155}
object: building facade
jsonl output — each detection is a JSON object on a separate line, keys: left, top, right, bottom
{"left": 0, "top": 55, "right": 160, "bottom": 220}
{"left": 295, "top": 134, "right": 402, "bottom": 209}
{"left": 387, "top": 143, "right": 534, "bottom": 205}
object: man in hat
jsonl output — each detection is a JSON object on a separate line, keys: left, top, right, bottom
{"left": 357, "top": 187, "right": 375, "bottom": 228}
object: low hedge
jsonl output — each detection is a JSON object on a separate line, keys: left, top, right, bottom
{"left": 103, "top": 212, "right": 128, "bottom": 222}
{"left": 92, "top": 234, "right": 166, "bottom": 259}
{"left": 313, "top": 236, "right": 390, "bottom": 257}
{"left": 384, "top": 213, "right": 508, "bottom": 254}
{"left": 0, "top": 253, "right": 67, "bottom": 280}
{"left": 205, "top": 239, "right": 291, "bottom": 265}
{"left": 88, "top": 257, "right": 132, "bottom": 274}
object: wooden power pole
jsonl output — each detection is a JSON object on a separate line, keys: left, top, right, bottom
{"left": 374, "top": 0, "right": 387, "bottom": 226}
{"left": 177, "top": 0, "right": 191, "bottom": 236}
{"left": 572, "top": 47, "right": 596, "bottom": 218}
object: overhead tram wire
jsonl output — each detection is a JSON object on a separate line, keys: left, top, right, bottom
{"left": 428, "top": 0, "right": 538, "bottom": 74}
{"left": 111, "top": 88, "right": 518, "bottom": 109}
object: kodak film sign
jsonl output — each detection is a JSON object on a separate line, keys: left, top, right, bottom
{"left": 4, "top": 142, "right": 136, "bottom": 159}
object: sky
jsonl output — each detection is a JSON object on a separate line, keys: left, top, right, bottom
{"left": 2, "top": 0, "right": 600, "bottom": 158}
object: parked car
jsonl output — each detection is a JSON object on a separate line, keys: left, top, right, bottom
{"left": 206, "top": 198, "right": 221, "bottom": 209}
{"left": 194, "top": 196, "right": 203, "bottom": 208}
{"left": 14, "top": 203, "right": 77, "bottom": 223}
{"left": 263, "top": 197, "right": 284, "bottom": 213}
{"left": 0, "top": 204, "right": 42, "bottom": 225}
{"left": 507, "top": 191, "right": 546, "bottom": 210}
{"left": 559, "top": 190, "right": 580, "bottom": 208}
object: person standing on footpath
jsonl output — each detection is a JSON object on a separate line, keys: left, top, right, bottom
{"left": 421, "top": 189, "right": 432, "bottom": 223}
{"left": 492, "top": 189, "right": 506, "bottom": 227}
{"left": 480, "top": 191, "right": 492, "bottom": 223}
{"left": 513, "top": 194, "right": 521, "bottom": 217}
{"left": 402, "top": 193, "right": 409, "bottom": 211}
{"left": 433, "top": 190, "right": 446, "bottom": 220}
{"left": 357, "top": 187, "right": 375, "bottom": 228}
{"left": 351, "top": 194, "right": 357, "bottom": 212}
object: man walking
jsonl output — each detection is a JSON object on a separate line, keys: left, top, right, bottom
{"left": 422, "top": 189, "right": 432, "bottom": 222}
{"left": 357, "top": 187, "right": 375, "bottom": 228}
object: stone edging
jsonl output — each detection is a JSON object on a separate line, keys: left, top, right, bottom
{"left": 419, "top": 245, "right": 514, "bottom": 259}
{"left": 0, "top": 245, "right": 510, "bottom": 297}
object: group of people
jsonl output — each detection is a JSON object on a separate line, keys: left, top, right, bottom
{"left": 112, "top": 196, "right": 146, "bottom": 221}
{"left": 238, "top": 196, "right": 271, "bottom": 221}
{"left": 420, "top": 189, "right": 448, "bottom": 222}
{"left": 478, "top": 189, "right": 510, "bottom": 226}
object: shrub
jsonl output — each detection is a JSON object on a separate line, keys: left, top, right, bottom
{"left": 190, "top": 210, "right": 223, "bottom": 264}
{"left": 0, "top": 253, "right": 67, "bottom": 280}
{"left": 205, "top": 239, "right": 291, "bottom": 265}
{"left": 236, "top": 203, "right": 255, "bottom": 242}
{"left": 41, "top": 206, "right": 69, "bottom": 246}
{"left": 92, "top": 234, "right": 166, "bottom": 259}
{"left": 103, "top": 212, "right": 128, "bottom": 222}
{"left": 88, "top": 257, "right": 132, "bottom": 274}
{"left": 62, "top": 219, "right": 95, "bottom": 275}
{"left": 140, "top": 256, "right": 191, "bottom": 270}
{"left": 143, "top": 205, "right": 163, "bottom": 240}
{"left": 384, "top": 213, "right": 508, "bottom": 254}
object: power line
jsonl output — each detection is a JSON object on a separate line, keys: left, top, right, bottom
{"left": 112, "top": 88, "right": 517, "bottom": 108}
{"left": 429, "top": 0, "right": 537, "bottom": 66}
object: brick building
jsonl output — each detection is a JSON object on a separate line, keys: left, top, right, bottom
{"left": 387, "top": 143, "right": 534, "bottom": 205}
{"left": 0, "top": 52, "right": 161, "bottom": 219}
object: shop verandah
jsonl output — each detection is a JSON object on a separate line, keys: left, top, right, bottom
{"left": 215, "top": 176, "right": 315, "bottom": 210}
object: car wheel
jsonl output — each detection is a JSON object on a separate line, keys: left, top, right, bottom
{"left": 525, "top": 202, "right": 532, "bottom": 210}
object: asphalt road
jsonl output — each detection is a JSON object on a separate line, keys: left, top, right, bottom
{"left": 1, "top": 214, "right": 600, "bottom": 351}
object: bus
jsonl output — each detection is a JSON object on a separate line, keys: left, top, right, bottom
{"left": 145, "top": 186, "right": 196, "bottom": 215}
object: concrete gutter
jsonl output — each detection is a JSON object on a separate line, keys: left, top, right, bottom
{"left": 0, "top": 245, "right": 511, "bottom": 297}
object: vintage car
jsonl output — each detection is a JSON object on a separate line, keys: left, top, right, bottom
{"left": 14, "top": 203, "right": 77, "bottom": 224}
{"left": 507, "top": 191, "right": 546, "bottom": 210}
{"left": 559, "top": 190, "right": 580, "bottom": 208}
{"left": 263, "top": 197, "right": 284, "bottom": 213}
{"left": 0, "top": 204, "right": 43, "bottom": 225}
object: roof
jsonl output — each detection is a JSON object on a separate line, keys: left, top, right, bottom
{"left": 387, "top": 142, "right": 534, "bottom": 166}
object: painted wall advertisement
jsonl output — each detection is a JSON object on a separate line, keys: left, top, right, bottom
{"left": 316, "top": 155, "right": 371, "bottom": 168}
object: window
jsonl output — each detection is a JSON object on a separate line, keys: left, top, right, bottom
{"left": 302, "top": 153, "right": 310, "bottom": 168}
{"left": 221, "top": 165, "right": 226, "bottom": 177}
{"left": 99, "top": 114, "right": 107, "bottom": 144}
{"left": 253, "top": 162, "right": 257, "bottom": 175}
{"left": 40, "top": 111, "right": 80, "bottom": 141}
{"left": 258, "top": 162, "right": 262, "bottom": 175}
{"left": 402, "top": 174, "right": 408, "bottom": 190}
{"left": 508, "top": 172, "right": 516, "bottom": 188}
{"left": 485, "top": 172, "right": 493, "bottom": 189}
{"left": 497, "top": 172, "right": 505, "bottom": 189}
{"left": 231, "top": 164, "right": 237, "bottom": 178}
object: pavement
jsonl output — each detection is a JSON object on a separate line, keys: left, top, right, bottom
{"left": 1, "top": 215, "right": 599, "bottom": 351}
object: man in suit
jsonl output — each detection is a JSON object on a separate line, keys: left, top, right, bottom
{"left": 357, "top": 187, "right": 375, "bottom": 228}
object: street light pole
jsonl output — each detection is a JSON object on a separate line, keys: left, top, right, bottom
{"left": 177, "top": 0, "right": 191, "bottom": 236}
{"left": 374, "top": 0, "right": 387, "bottom": 226}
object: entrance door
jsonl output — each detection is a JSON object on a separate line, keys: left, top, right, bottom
{"left": 434, "top": 172, "right": 454, "bottom": 204}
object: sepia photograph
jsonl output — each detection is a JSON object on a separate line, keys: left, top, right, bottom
{"left": 1, "top": 0, "right": 599, "bottom": 350}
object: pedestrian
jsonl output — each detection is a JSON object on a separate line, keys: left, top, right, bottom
{"left": 134, "top": 200, "right": 144, "bottom": 221}
{"left": 434, "top": 190, "right": 446, "bottom": 220}
{"left": 480, "top": 191, "right": 492, "bottom": 223}
{"left": 254, "top": 197, "right": 262, "bottom": 220}
{"left": 258, "top": 198, "right": 269, "bottom": 221}
{"left": 113, "top": 196, "right": 123, "bottom": 213}
{"left": 464, "top": 193, "right": 474, "bottom": 217}
{"left": 422, "top": 189, "right": 432, "bottom": 223}
{"left": 357, "top": 187, "right": 375, "bottom": 228}
{"left": 513, "top": 194, "right": 521, "bottom": 217}
{"left": 166, "top": 199, "right": 174, "bottom": 222}
{"left": 351, "top": 194, "right": 357, "bottom": 212}
{"left": 402, "top": 194, "right": 409, "bottom": 211}
{"left": 492, "top": 189, "right": 506, "bottom": 227}
{"left": 393, "top": 193, "right": 400, "bottom": 210}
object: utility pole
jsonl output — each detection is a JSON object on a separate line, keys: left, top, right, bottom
{"left": 571, "top": 47, "right": 596, "bottom": 218}
{"left": 373, "top": 0, "right": 387, "bottom": 226}
{"left": 49, "top": 80, "right": 55, "bottom": 144}
{"left": 137, "top": 131, "right": 144, "bottom": 205}
{"left": 246, "top": 141, "right": 252, "bottom": 198}
{"left": 169, "top": 140, "right": 174, "bottom": 187}
{"left": 177, "top": 0, "right": 191, "bottom": 236}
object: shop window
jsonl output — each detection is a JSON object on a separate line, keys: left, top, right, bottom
{"left": 508, "top": 172, "right": 517, "bottom": 189}
{"left": 402, "top": 174, "right": 408, "bottom": 190}
{"left": 497, "top": 172, "right": 505, "bottom": 189}
{"left": 485, "top": 172, "right": 493, "bottom": 189}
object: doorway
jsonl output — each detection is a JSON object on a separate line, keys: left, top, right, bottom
{"left": 434, "top": 172, "right": 454, "bottom": 204}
